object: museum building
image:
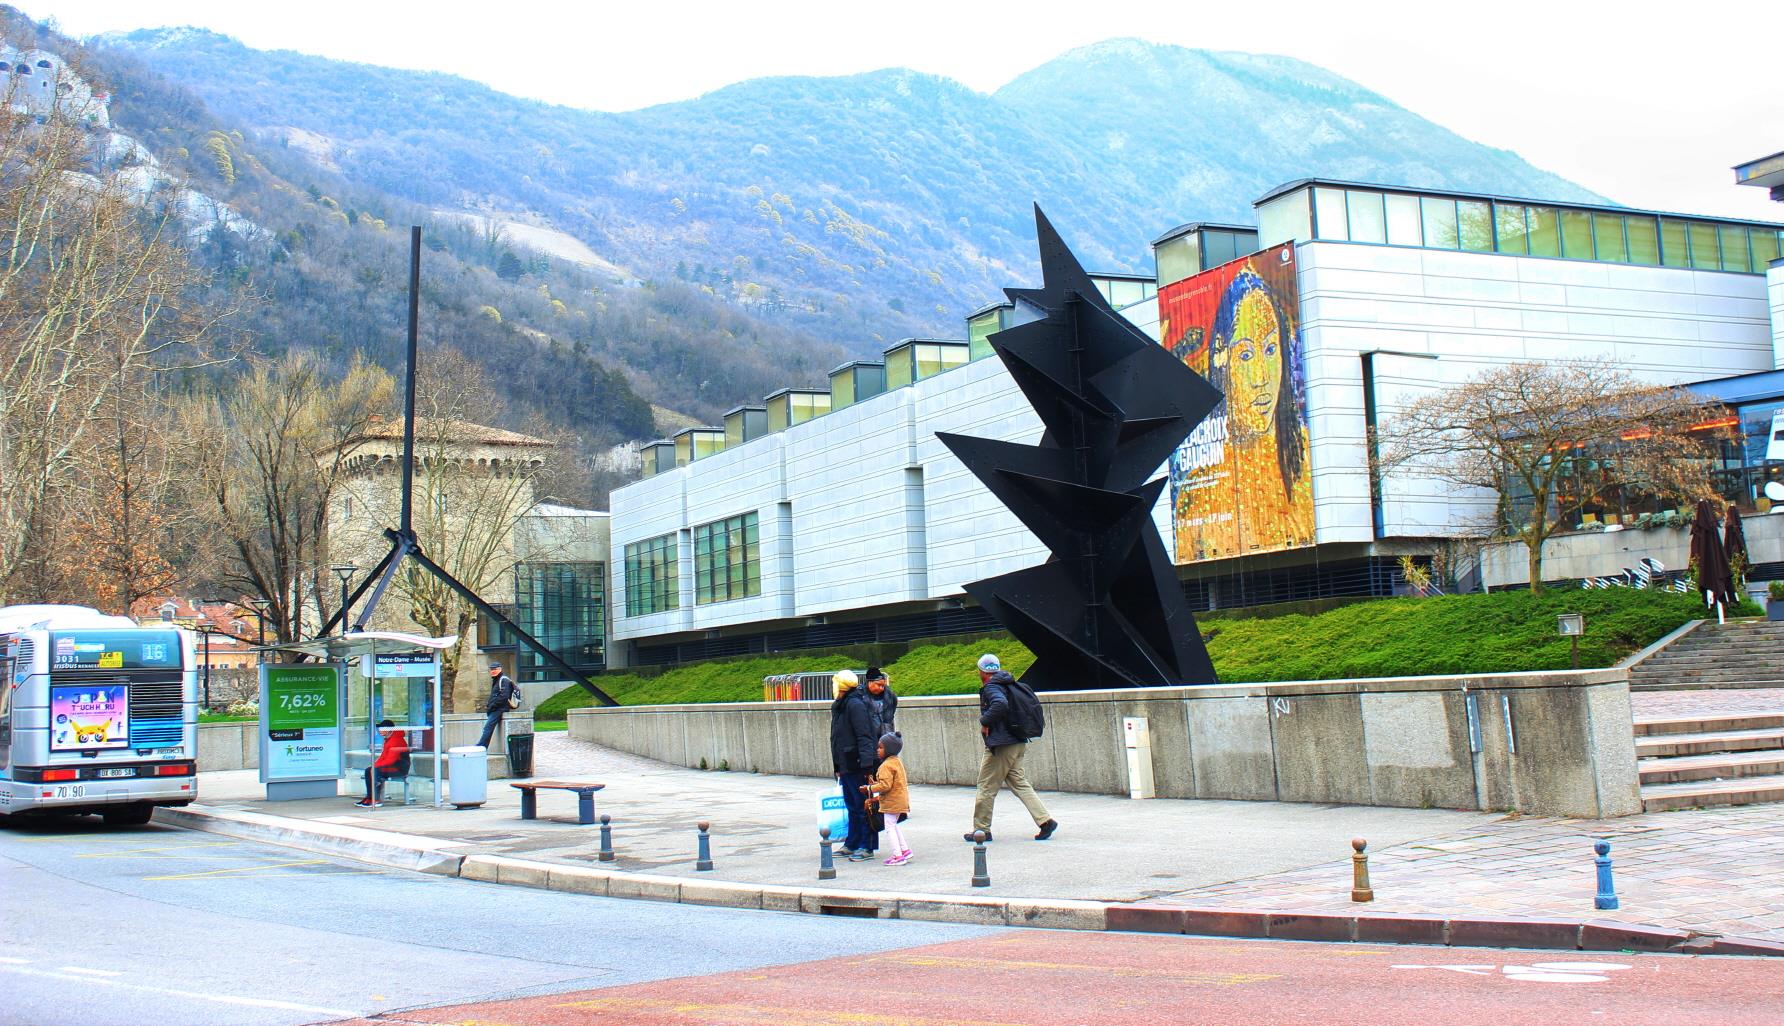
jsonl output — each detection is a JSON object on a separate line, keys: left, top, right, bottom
{"left": 604, "top": 178, "right": 1784, "bottom": 668}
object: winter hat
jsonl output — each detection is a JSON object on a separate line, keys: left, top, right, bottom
{"left": 878, "top": 732, "right": 903, "bottom": 758}
{"left": 833, "top": 669, "right": 859, "bottom": 693}
{"left": 976, "top": 653, "right": 1001, "bottom": 672}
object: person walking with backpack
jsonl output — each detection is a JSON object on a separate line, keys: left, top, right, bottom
{"left": 967, "top": 653, "right": 1058, "bottom": 843}
{"left": 476, "top": 662, "right": 519, "bottom": 749}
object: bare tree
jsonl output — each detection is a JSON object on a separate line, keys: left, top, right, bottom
{"left": 1383, "top": 359, "right": 1731, "bottom": 592}
{"left": 190, "top": 353, "right": 394, "bottom": 642}
{"left": 0, "top": 75, "right": 217, "bottom": 602}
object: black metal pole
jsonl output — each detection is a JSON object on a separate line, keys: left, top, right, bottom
{"left": 406, "top": 546, "right": 618, "bottom": 706}
{"left": 318, "top": 544, "right": 400, "bottom": 637}
{"left": 340, "top": 576, "right": 351, "bottom": 638}
{"left": 200, "top": 630, "right": 211, "bottom": 709}
{"left": 400, "top": 226, "right": 421, "bottom": 536}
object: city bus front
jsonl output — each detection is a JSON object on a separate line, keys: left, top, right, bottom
{"left": 2, "top": 627, "right": 199, "bottom": 824}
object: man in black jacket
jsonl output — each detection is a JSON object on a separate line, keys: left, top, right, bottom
{"left": 864, "top": 667, "right": 896, "bottom": 734}
{"left": 828, "top": 670, "right": 879, "bottom": 859}
{"left": 967, "top": 653, "right": 1057, "bottom": 843}
{"left": 476, "top": 663, "right": 517, "bottom": 749}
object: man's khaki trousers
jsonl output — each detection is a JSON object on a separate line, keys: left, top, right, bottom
{"left": 972, "top": 742, "right": 1051, "bottom": 832}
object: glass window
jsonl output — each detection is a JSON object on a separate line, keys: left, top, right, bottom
{"left": 1494, "top": 203, "right": 1529, "bottom": 255}
{"left": 1751, "top": 229, "right": 1780, "bottom": 269}
{"left": 724, "top": 414, "right": 745, "bottom": 448}
{"left": 1560, "top": 210, "right": 1594, "bottom": 259}
{"left": 1420, "top": 197, "right": 1459, "bottom": 249}
{"left": 1659, "top": 220, "right": 1689, "bottom": 267}
{"left": 967, "top": 310, "right": 1004, "bottom": 361}
{"left": 692, "top": 513, "right": 760, "bottom": 605}
{"left": 1688, "top": 223, "right": 1720, "bottom": 269}
{"left": 1257, "top": 190, "right": 1312, "bottom": 248}
{"left": 1155, "top": 236, "right": 1199, "bottom": 285}
{"left": 886, "top": 347, "right": 913, "bottom": 389}
{"left": 1718, "top": 225, "right": 1751, "bottom": 273}
{"left": 1204, "top": 231, "right": 1240, "bottom": 267}
{"left": 1385, "top": 193, "right": 1422, "bottom": 246}
{"left": 1458, "top": 200, "right": 1494, "bottom": 252}
{"left": 1313, "top": 187, "right": 1348, "bottom": 240}
{"left": 623, "top": 534, "right": 679, "bottom": 617}
{"left": 515, "top": 562, "right": 605, "bottom": 682}
{"left": 1593, "top": 213, "right": 1628, "bottom": 263}
{"left": 1345, "top": 190, "right": 1385, "bottom": 244}
{"left": 1624, "top": 217, "right": 1660, "bottom": 265}
{"left": 830, "top": 369, "right": 856, "bottom": 411}
{"left": 766, "top": 394, "right": 790, "bottom": 431}
{"left": 1527, "top": 206, "right": 1560, "bottom": 257}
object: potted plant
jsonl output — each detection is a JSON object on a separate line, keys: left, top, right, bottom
{"left": 1770, "top": 581, "right": 1784, "bottom": 622}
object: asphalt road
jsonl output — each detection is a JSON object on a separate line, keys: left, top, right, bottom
{"left": 0, "top": 817, "right": 995, "bottom": 1026}
{"left": 3, "top": 817, "right": 1780, "bottom": 1026}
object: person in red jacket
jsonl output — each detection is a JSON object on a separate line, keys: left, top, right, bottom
{"left": 355, "top": 719, "right": 410, "bottom": 808}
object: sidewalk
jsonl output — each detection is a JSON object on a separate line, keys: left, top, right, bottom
{"left": 180, "top": 727, "right": 1784, "bottom": 950}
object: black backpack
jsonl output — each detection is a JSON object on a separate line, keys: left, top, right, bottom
{"left": 1003, "top": 679, "right": 1045, "bottom": 740}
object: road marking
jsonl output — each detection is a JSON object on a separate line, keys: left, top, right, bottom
{"left": 75, "top": 842, "right": 238, "bottom": 858}
{"left": 1392, "top": 962, "right": 1631, "bottom": 984}
{"left": 0, "top": 957, "right": 28, "bottom": 965}
{"left": 58, "top": 966, "right": 123, "bottom": 976}
{"left": 0, "top": 965, "right": 358, "bottom": 1018}
{"left": 556, "top": 997, "right": 1031, "bottom": 1026}
{"left": 145, "top": 859, "right": 330, "bottom": 880}
{"left": 879, "top": 954, "right": 1278, "bottom": 986}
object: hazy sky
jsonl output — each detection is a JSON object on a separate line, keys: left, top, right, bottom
{"left": 32, "top": 0, "right": 1784, "bottom": 221}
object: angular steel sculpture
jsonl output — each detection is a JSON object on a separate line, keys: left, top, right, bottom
{"left": 937, "top": 208, "right": 1223, "bottom": 690}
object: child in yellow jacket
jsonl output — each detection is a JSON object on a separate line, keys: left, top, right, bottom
{"left": 861, "top": 732, "right": 911, "bottom": 865}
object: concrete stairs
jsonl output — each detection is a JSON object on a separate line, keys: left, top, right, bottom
{"left": 1636, "top": 712, "right": 1784, "bottom": 811}
{"left": 1627, "top": 619, "right": 1784, "bottom": 691}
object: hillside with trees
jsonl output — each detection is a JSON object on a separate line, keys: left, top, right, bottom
{"left": 97, "top": 29, "right": 1604, "bottom": 351}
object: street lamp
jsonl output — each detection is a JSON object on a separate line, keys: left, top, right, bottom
{"left": 248, "top": 597, "right": 270, "bottom": 647}
{"left": 1557, "top": 613, "right": 1585, "bottom": 670}
{"left": 331, "top": 564, "right": 357, "bottom": 637}
{"left": 195, "top": 625, "right": 215, "bottom": 709}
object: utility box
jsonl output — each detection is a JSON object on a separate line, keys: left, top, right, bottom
{"left": 447, "top": 745, "right": 488, "bottom": 808}
{"left": 1122, "top": 716, "right": 1155, "bottom": 800}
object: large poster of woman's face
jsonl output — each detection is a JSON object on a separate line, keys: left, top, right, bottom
{"left": 1160, "top": 242, "right": 1313, "bottom": 564}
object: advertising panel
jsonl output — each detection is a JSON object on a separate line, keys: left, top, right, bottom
{"left": 1161, "top": 242, "right": 1314, "bottom": 563}
{"left": 49, "top": 684, "right": 128, "bottom": 751}
{"left": 50, "top": 630, "right": 181, "bottom": 671}
{"left": 260, "top": 665, "right": 342, "bottom": 783}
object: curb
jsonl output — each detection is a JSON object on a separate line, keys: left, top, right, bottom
{"left": 165, "top": 805, "right": 1781, "bottom": 957}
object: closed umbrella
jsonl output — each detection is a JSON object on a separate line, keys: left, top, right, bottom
{"left": 1724, "top": 509, "right": 1749, "bottom": 581}
{"left": 1689, "top": 499, "right": 1733, "bottom": 607}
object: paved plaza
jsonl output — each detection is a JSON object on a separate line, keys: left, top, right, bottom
{"left": 189, "top": 687, "right": 1784, "bottom": 946}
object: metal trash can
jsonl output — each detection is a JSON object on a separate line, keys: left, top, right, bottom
{"left": 506, "top": 733, "right": 535, "bottom": 779}
{"left": 447, "top": 745, "right": 488, "bottom": 808}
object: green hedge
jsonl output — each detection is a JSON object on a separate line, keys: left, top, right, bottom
{"left": 538, "top": 588, "right": 1745, "bottom": 715}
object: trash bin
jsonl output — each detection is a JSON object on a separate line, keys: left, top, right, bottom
{"left": 506, "top": 733, "right": 535, "bottom": 779}
{"left": 447, "top": 745, "right": 488, "bottom": 808}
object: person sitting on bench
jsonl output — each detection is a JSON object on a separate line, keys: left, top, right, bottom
{"left": 356, "top": 719, "right": 411, "bottom": 808}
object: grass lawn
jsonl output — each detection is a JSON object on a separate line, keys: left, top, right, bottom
{"left": 537, "top": 587, "right": 1748, "bottom": 718}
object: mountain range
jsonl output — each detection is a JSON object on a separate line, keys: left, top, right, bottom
{"left": 99, "top": 29, "right": 1601, "bottom": 357}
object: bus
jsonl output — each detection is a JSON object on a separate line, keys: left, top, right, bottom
{"left": 0, "top": 604, "right": 199, "bottom": 824}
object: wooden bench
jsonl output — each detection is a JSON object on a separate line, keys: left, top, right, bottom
{"left": 511, "top": 780, "right": 605, "bottom": 824}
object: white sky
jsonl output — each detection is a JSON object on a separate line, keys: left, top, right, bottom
{"left": 30, "top": 0, "right": 1784, "bottom": 221}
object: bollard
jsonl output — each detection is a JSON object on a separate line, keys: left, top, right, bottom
{"left": 1350, "top": 837, "right": 1374, "bottom": 902}
{"left": 818, "top": 826, "right": 837, "bottom": 881}
{"left": 1594, "top": 840, "right": 1618, "bottom": 910}
{"left": 597, "top": 814, "right": 614, "bottom": 862}
{"left": 971, "top": 830, "right": 991, "bottom": 888}
{"left": 696, "top": 821, "right": 714, "bottom": 872}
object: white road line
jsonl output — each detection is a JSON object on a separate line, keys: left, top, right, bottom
{"left": 58, "top": 966, "right": 124, "bottom": 976}
{"left": 0, "top": 957, "right": 29, "bottom": 965}
{"left": 0, "top": 965, "right": 359, "bottom": 1018}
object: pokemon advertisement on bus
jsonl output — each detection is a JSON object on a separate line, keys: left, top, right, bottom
{"left": 1161, "top": 242, "right": 1314, "bottom": 564}
{"left": 50, "top": 684, "right": 129, "bottom": 751}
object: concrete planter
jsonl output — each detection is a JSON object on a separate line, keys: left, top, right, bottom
{"left": 1768, "top": 598, "right": 1784, "bottom": 622}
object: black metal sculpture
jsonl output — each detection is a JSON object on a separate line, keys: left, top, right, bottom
{"left": 937, "top": 208, "right": 1223, "bottom": 690}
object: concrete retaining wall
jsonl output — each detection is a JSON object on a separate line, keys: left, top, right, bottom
{"left": 567, "top": 672, "right": 1641, "bottom": 818}
{"left": 198, "top": 713, "right": 533, "bottom": 780}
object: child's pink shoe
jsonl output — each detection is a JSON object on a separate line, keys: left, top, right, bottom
{"left": 884, "top": 852, "right": 910, "bottom": 866}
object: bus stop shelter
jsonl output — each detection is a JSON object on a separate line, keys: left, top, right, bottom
{"left": 267, "top": 632, "right": 456, "bottom": 808}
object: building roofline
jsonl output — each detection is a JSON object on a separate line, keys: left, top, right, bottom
{"left": 763, "top": 386, "right": 830, "bottom": 400}
{"left": 1150, "top": 222, "right": 1259, "bottom": 246}
{"left": 1254, "top": 178, "right": 1784, "bottom": 230}
{"left": 723, "top": 403, "right": 767, "bottom": 417}
{"left": 827, "top": 359, "right": 886, "bottom": 376}
{"left": 967, "top": 300, "right": 1014, "bottom": 319}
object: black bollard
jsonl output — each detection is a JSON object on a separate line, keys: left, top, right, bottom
{"left": 597, "top": 813, "right": 614, "bottom": 862}
{"left": 971, "top": 830, "right": 991, "bottom": 888}
{"left": 818, "top": 825, "right": 837, "bottom": 881}
{"left": 696, "top": 820, "right": 714, "bottom": 872}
